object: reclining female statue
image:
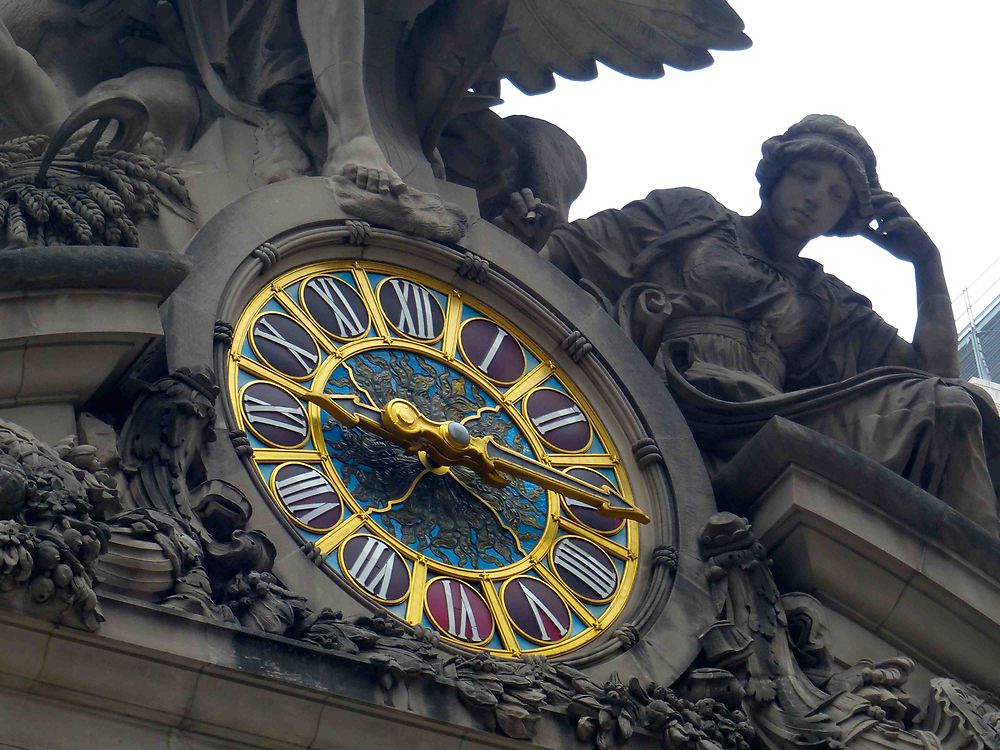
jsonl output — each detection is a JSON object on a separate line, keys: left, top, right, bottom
{"left": 498, "top": 114, "right": 1000, "bottom": 537}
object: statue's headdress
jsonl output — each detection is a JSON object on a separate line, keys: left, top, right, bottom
{"left": 756, "top": 114, "right": 880, "bottom": 236}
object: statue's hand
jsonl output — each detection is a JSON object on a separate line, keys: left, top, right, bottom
{"left": 862, "top": 189, "right": 939, "bottom": 265}
{"left": 492, "top": 188, "right": 559, "bottom": 251}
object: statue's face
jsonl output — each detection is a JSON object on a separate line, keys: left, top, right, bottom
{"left": 768, "top": 159, "right": 852, "bottom": 240}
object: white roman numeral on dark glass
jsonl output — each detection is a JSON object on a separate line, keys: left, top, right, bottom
{"left": 341, "top": 535, "right": 409, "bottom": 602}
{"left": 552, "top": 537, "right": 618, "bottom": 602}
{"left": 251, "top": 314, "right": 319, "bottom": 378}
{"left": 241, "top": 383, "right": 309, "bottom": 447}
{"left": 272, "top": 464, "right": 342, "bottom": 530}
{"left": 459, "top": 318, "right": 526, "bottom": 384}
{"left": 532, "top": 404, "right": 586, "bottom": 434}
{"left": 302, "top": 275, "right": 369, "bottom": 339}
{"left": 378, "top": 278, "right": 444, "bottom": 340}
{"left": 525, "top": 389, "right": 592, "bottom": 452}
{"left": 503, "top": 577, "right": 571, "bottom": 643}
{"left": 425, "top": 578, "right": 494, "bottom": 644}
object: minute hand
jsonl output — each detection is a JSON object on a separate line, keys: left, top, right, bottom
{"left": 482, "top": 439, "right": 650, "bottom": 524}
{"left": 299, "top": 391, "right": 649, "bottom": 524}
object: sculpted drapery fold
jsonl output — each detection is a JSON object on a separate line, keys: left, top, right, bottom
{"left": 543, "top": 187, "right": 1000, "bottom": 536}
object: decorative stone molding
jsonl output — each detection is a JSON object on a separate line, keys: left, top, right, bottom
{"left": 560, "top": 330, "right": 593, "bottom": 363}
{"left": 213, "top": 320, "right": 234, "bottom": 346}
{"left": 344, "top": 219, "right": 372, "bottom": 245}
{"left": 457, "top": 250, "right": 491, "bottom": 283}
{"left": 631, "top": 438, "right": 664, "bottom": 469}
{"left": 651, "top": 544, "right": 678, "bottom": 570}
{"left": 250, "top": 241, "right": 279, "bottom": 272}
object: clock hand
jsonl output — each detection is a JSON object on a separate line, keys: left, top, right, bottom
{"left": 480, "top": 438, "right": 650, "bottom": 524}
{"left": 298, "top": 390, "right": 648, "bottom": 523}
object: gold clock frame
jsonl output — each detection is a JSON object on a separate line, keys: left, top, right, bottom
{"left": 225, "top": 258, "right": 642, "bottom": 657}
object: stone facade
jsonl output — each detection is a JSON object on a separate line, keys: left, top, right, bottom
{"left": 0, "top": 3, "right": 997, "bottom": 750}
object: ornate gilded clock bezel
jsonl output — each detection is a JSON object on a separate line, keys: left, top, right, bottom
{"left": 225, "top": 255, "right": 648, "bottom": 657}
{"left": 166, "top": 183, "right": 716, "bottom": 674}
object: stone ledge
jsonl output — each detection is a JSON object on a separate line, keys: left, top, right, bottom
{"left": 0, "top": 245, "right": 190, "bottom": 297}
{"left": 713, "top": 417, "right": 1000, "bottom": 694}
{"left": 714, "top": 416, "right": 1000, "bottom": 579}
{"left": 0, "top": 596, "right": 582, "bottom": 750}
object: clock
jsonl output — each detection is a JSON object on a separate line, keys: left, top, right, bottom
{"left": 225, "top": 257, "right": 649, "bottom": 656}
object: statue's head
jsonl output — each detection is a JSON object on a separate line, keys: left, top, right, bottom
{"left": 756, "top": 115, "right": 880, "bottom": 237}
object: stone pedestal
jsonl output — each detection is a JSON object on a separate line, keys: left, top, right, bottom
{"left": 714, "top": 417, "right": 1000, "bottom": 700}
{"left": 0, "top": 246, "right": 190, "bottom": 443}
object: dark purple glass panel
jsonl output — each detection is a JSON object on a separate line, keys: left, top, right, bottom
{"left": 503, "top": 577, "right": 571, "bottom": 643}
{"left": 341, "top": 535, "right": 410, "bottom": 602}
{"left": 241, "top": 383, "right": 309, "bottom": 447}
{"left": 273, "top": 464, "right": 342, "bottom": 530}
{"left": 525, "top": 389, "right": 591, "bottom": 452}
{"left": 378, "top": 278, "right": 444, "bottom": 340}
{"left": 552, "top": 537, "right": 618, "bottom": 602}
{"left": 460, "top": 318, "right": 526, "bottom": 384}
{"left": 251, "top": 313, "right": 319, "bottom": 378}
{"left": 562, "top": 468, "right": 625, "bottom": 534}
{"left": 302, "top": 275, "right": 370, "bottom": 340}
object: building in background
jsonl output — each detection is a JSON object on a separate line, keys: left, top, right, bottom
{"left": 956, "top": 259, "right": 1000, "bottom": 410}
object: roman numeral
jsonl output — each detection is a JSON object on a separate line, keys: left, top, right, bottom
{"left": 477, "top": 328, "right": 508, "bottom": 372}
{"left": 275, "top": 470, "right": 339, "bottom": 525}
{"left": 554, "top": 541, "right": 617, "bottom": 600}
{"left": 347, "top": 537, "right": 399, "bottom": 600}
{"left": 531, "top": 404, "right": 586, "bottom": 435}
{"left": 253, "top": 317, "right": 318, "bottom": 374}
{"left": 518, "top": 581, "right": 569, "bottom": 640}
{"left": 442, "top": 580, "right": 483, "bottom": 642}
{"left": 389, "top": 279, "right": 437, "bottom": 338}
{"left": 244, "top": 394, "right": 308, "bottom": 438}
{"left": 307, "top": 277, "right": 366, "bottom": 337}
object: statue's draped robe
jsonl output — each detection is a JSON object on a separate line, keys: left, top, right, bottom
{"left": 187, "top": 0, "right": 438, "bottom": 114}
{"left": 544, "top": 188, "right": 1000, "bottom": 535}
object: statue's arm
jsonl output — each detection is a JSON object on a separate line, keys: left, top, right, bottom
{"left": 0, "top": 20, "right": 67, "bottom": 136}
{"left": 862, "top": 190, "right": 959, "bottom": 378}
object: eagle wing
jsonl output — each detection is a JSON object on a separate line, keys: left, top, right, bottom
{"left": 484, "top": 0, "right": 751, "bottom": 95}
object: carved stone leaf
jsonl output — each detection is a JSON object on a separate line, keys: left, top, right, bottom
{"left": 495, "top": 702, "right": 533, "bottom": 739}
{"left": 458, "top": 679, "right": 500, "bottom": 708}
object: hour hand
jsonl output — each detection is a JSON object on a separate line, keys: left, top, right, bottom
{"left": 299, "top": 389, "right": 387, "bottom": 435}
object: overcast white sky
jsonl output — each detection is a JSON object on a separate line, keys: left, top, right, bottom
{"left": 495, "top": 1, "right": 1000, "bottom": 340}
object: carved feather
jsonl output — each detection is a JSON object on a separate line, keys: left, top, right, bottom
{"left": 486, "top": 0, "right": 750, "bottom": 95}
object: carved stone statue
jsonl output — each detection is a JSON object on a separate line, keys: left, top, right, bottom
{"left": 0, "top": 17, "right": 67, "bottom": 136}
{"left": 1, "top": 0, "right": 750, "bottom": 237}
{"left": 500, "top": 114, "right": 1000, "bottom": 537}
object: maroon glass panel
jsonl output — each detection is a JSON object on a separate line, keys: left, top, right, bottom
{"left": 459, "top": 318, "right": 525, "bottom": 384}
{"left": 425, "top": 578, "right": 494, "bottom": 644}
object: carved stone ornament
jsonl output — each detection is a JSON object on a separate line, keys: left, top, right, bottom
{"left": 0, "top": 419, "right": 113, "bottom": 631}
{"left": 923, "top": 680, "right": 1000, "bottom": 750}
{"left": 0, "top": 97, "right": 192, "bottom": 248}
{"left": 695, "top": 512, "right": 996, "bottom": 750}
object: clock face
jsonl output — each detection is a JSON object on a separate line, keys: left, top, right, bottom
{"left": 226, "top": 259, "right": 641, "bottom": 656}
